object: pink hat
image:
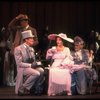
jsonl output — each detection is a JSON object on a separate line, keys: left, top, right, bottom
{"left": 48, "top": 33, "right": 74, "bottom": 43}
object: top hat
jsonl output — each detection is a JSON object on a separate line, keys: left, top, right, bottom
{"left": 22, "top": 30, "right": 34, "bottom": 39}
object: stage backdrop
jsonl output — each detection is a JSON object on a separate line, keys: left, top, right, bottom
{"left": 0, "top": 1, "right": 100, "bottom": 50}
{"left": 0, "top": 1, "right": 100, "bottom": 86}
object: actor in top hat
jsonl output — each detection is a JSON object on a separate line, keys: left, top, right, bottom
{"left": 14, "top": 30, "right": 44, "bottom": 95}
{"left": 3, "top": 14, "right": 39, "bottom": 86}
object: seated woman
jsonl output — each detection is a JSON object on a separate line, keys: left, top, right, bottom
{"left": 46, "top": 33, "right": 86, "bottom": 96}
{"left": 71, "top": 36, "right": 96, "bottom": 95}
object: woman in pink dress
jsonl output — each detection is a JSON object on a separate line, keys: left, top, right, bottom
{"left": 46, "top": 33, "right": 86, "bottom": 96}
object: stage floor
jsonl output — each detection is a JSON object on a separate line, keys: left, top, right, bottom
{"left": 0, "top": 86, "right": 100, "bottom": 99}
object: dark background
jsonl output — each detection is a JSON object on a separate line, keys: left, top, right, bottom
{"left": 0, "top": 1, "right": 100, "bottom": 40}
{"left": 0, "top": 1, "right": 100, "bottom": 85}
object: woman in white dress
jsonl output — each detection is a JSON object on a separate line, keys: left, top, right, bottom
{"left": 46, "top": 33, "right": 86, "bottom": 96}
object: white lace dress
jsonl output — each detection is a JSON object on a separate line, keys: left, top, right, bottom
{"left": 46, "top": 46, "right": 85, "bottom": 96}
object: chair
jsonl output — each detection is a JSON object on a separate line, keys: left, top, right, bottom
{"left": 93, "top": 62, "right": 100, "bottom": 93}
{"left": 85, "top": 58, "right": 98, "bottom": 94}
{"left": 88, "top": 68, "right": 98, "bottom": 94}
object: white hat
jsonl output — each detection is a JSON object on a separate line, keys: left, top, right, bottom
{"left": 48, "top": 33, "right": 74, "bottom": 43}
{"left": 22, "top": 30, "right": 34, "bottom": 39}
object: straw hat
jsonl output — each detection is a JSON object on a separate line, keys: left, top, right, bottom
{"left": 19, "top": 14, "right": 30, "bottom": 21}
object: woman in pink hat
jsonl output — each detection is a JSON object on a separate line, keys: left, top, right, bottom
{"left": 46, "top": 33, "right": 86, "bottom": 96}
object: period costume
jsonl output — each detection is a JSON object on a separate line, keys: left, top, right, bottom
{"left": 14, "top": 30, "right": 44, "bottom": 95}
{"left": 46, "top": 33, "right": 84, "bottom": 96}
{"left": 3, "top": 14, "right": 38, "bottom": 86}
{"left": 71, "top": 36, "right": 97, "bottom": 95}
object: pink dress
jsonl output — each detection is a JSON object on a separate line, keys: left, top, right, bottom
{"left": 46, "top": 46, "right": 85, "bottom": 96}
{"left": 46, "top": 46, "right": 73, "bottom": 96}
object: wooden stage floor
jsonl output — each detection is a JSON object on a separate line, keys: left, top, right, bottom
{"left": 0, "top": 86, "right": 100, "bottom": 99}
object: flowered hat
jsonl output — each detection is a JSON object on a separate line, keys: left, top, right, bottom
{"left": 48, "top": 33, "right": 74, "bottom": 43}
{"left": 74, "top": 36, "right": 84, "bottom": 45}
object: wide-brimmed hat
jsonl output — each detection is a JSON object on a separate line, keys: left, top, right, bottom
{"left": 74, "top": 36, "right": 84, "bottom": 45}
{"left": 22, "top": 30, "right": 34, "bottom": 39}
{"left": 48, "top": 33, "right": 74, "bottom": 43}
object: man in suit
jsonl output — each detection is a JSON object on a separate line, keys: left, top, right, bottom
{"left": 3, "top": 14, "right": 39, "bottom": 86}
{"left": 8, "top": 14, "right": 38, "bottom": 55}
{"left": 14, "top": 30, "right": 44, "bottom": 95}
